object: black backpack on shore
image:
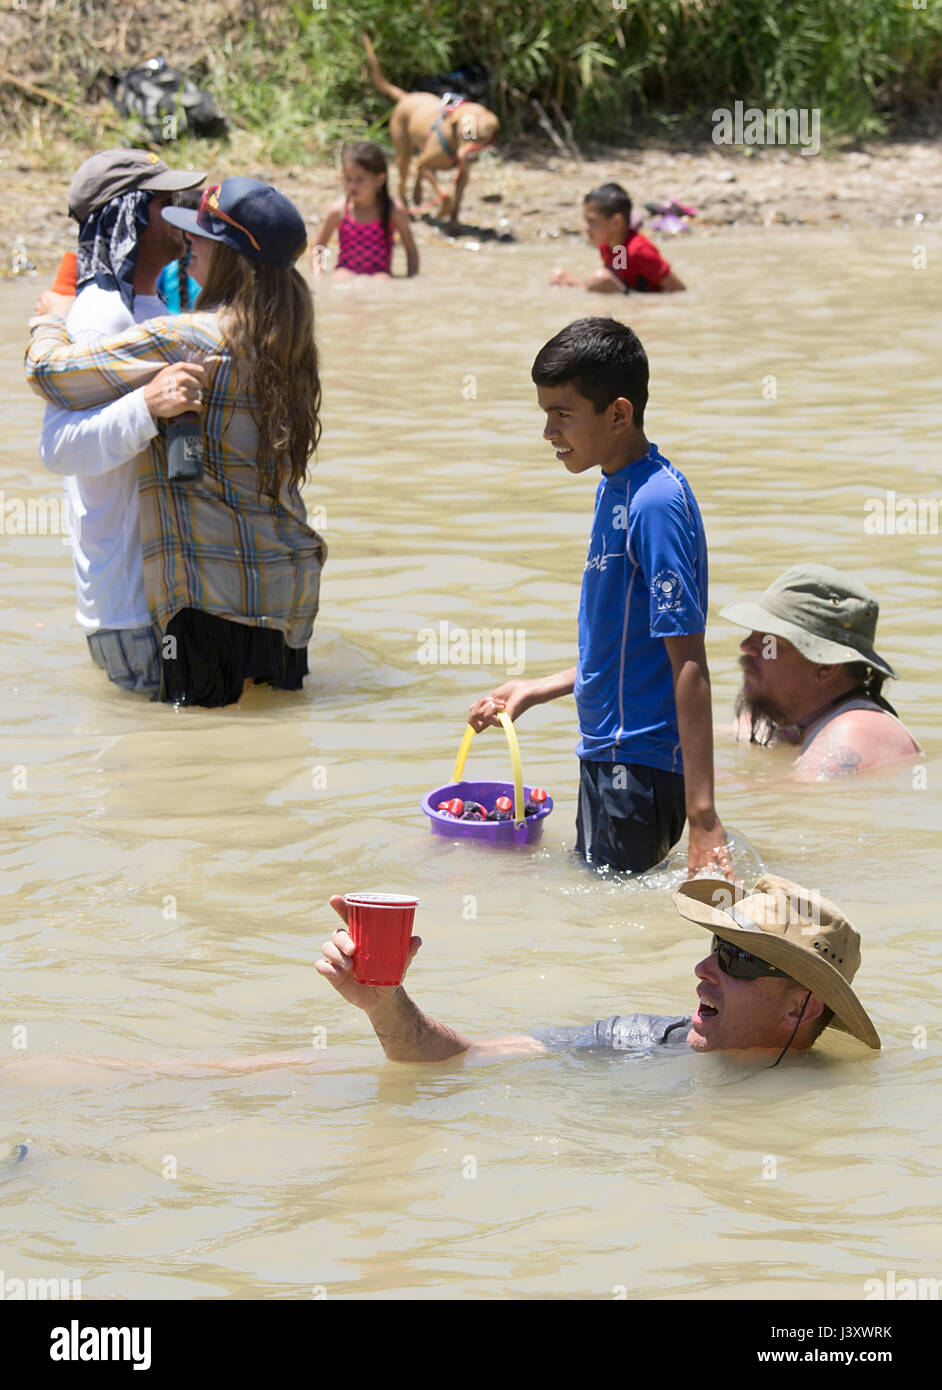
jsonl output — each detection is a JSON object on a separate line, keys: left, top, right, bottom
{"left": 414, "top": 64, "right": 493, "bottom": 105}
{"left": 109, "top": 58, "right": 228, "bottom": 142}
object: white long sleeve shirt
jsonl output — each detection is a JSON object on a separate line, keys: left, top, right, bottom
{"left": 39, "top": 284, "right": 162, "bottom": 630}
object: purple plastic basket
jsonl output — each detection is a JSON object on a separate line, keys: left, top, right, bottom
{"left": 421, "top": 780, "right": 553, "bottom": 845}
{"left": 421, "top": 715, "right": 553, "bottom": 845}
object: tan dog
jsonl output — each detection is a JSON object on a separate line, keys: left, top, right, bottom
{"left": 363, "top": 33, "right": 498, "bottom": 231}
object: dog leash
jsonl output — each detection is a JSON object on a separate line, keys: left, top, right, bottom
{"left": 431, "top": 100, "right": 463, "bottom": 159}
{"left": 407, "top": 136, "right": 495, "bottom": 217}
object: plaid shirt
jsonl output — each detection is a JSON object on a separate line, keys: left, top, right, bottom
{"left": 26, "top": 311, "right": 326, "bottom": 648}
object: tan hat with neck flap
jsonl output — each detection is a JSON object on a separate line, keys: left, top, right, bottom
{"left": 673, "top": 873, "right": 881, "bottom": 1049}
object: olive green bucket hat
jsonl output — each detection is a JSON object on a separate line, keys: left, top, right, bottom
{"left": 719, "top": 564, "right": 897, "bottom": 678}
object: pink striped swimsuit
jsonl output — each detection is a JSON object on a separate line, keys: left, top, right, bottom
{"left": 336, "top": 206, "right": 392, "bottom": 275}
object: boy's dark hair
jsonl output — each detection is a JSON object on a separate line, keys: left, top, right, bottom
{"left": 584, "top": 182, "right": 632, "bottom": 226}
{"left": 531, "top": 317, "right": 649, "bottom": 425}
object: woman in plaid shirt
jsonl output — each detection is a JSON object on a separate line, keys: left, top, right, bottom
{"left": 27, "top": 178, "right": 326, "bottom": 708}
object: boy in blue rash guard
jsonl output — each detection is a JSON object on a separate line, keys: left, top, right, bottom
{"left": 469, "top": 317, "right": 731, "bottom": 877}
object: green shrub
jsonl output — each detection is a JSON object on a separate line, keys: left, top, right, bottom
{"left": 4, "top": 0, "right": 941, "bottom": 156}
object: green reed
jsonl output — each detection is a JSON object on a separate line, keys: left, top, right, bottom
{"left": 210, "top": 0, "right": 942, "bottom": 154}
{"left": 5, "top": 0, "right": 941, "bottom": 159}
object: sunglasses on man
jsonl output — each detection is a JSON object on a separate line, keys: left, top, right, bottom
{"left": 711, "top": 935, "right": 791, "bottom": 981}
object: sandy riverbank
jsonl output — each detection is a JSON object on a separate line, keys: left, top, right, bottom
{"left": 2, "top": 135, "right": 940, "bottom": 276}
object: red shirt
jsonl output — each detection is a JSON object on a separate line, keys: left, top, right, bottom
{"left": 601, "top": 232, "right": 671, "bottom": 292}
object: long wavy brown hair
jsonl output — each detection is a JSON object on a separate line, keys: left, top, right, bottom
{"left": 196, "top": 242, "right": 320, "bottom": 493}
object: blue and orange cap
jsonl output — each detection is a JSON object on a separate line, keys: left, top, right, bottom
{"left": 163, "top": 177, "right": 307, "bottom": 269}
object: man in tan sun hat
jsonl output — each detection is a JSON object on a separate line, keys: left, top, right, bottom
{"left": 721, "top": 563, "right": 920, "bottom": 779}
{"left": 315, "top": 876, "right": 880, "bottom": 1062}
{"left": 669, "top": 873, "right": 880, "bottom": 1056}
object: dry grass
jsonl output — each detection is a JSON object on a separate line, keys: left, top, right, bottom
{"left": 1, "top": 0, "right": 939, "bottom": 169}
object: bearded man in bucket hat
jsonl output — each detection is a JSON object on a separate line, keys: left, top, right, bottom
{"left": 315, "top": 875, "right": 880, "bottom": 1062}
{"left": 722, "top": 564, "right": 920, "bottom": 780}
{"left": 31, "top": 149, "right": 205, "bottom": 697}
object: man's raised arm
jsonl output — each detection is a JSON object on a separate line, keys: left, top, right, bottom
{"left": 316, "top": 897, "right": 545, "bottom": 1062}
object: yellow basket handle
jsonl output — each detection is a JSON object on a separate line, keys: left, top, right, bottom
{"left": 452, "top": 713, "right": 527, "bottom": 827}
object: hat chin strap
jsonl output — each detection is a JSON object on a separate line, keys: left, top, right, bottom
{"left": 769, "top": 990, "right": 812, "bottom": 1068}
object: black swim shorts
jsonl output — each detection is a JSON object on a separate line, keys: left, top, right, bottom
{"left": 574, "top": 758, "right": 686, "bottom": 873}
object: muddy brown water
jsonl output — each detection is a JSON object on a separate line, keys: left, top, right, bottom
{"left": 1, "top": 225, "right": 940, "bottom": 1299}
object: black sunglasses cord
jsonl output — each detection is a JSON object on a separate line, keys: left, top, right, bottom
{"left": 769, "top": 990, "right": 813, "bottom": 1069}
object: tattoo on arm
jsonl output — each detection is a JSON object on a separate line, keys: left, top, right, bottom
{"left": 811, "top": 745, "right": 863, "bottom": 780}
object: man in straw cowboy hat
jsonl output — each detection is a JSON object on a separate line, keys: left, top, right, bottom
{"left": 722, "top": 563, "right": 919, "bottom": 779}
{"left": 316, "top": 876, "right": 880, "bottom": 1062}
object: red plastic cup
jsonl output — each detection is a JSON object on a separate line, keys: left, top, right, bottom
{"left": 343, "top": 893, "right": 419, "bottom": 986}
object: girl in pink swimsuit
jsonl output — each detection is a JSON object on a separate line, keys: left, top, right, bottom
{"left": 312, "top": 141, "right": 419, "bottom": 281}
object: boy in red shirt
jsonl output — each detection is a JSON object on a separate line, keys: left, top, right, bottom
{"left": 550, "top": 182, "right": 686, "bottom": 294}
